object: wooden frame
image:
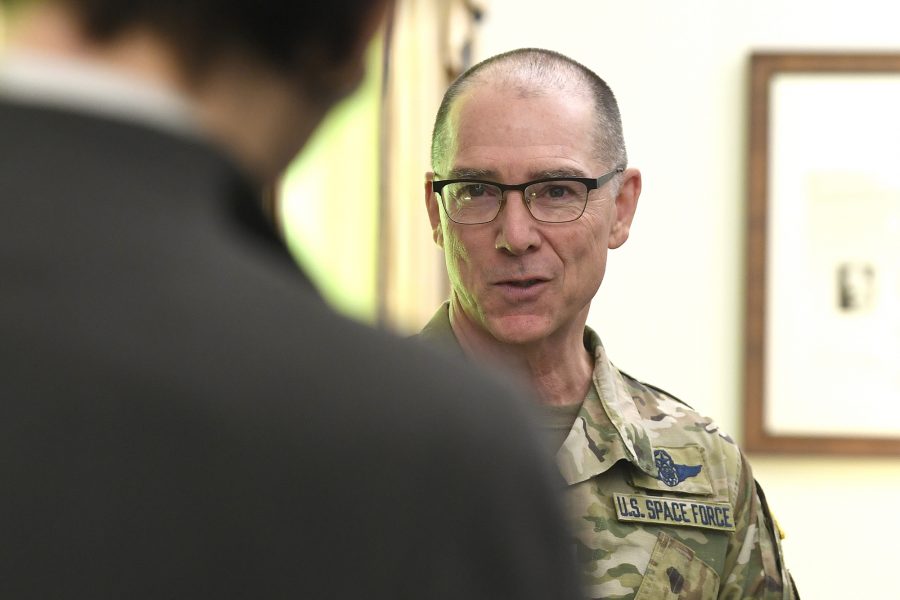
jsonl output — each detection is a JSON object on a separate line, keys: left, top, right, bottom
{"left": 745, "top": 52, "right": 900, "bottom": 455}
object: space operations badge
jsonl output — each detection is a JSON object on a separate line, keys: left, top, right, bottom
{"left": 613, "top": 493, "right": 736, "bottom": 532}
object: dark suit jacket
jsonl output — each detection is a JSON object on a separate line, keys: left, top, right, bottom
{"left": 0, "top": 99, "right": 579, "bottom": 599}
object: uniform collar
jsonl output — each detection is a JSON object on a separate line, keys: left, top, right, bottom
{"left": 556, "top": 328, "right": 657, "bottom": 485}
{"left": 419, "top": 305, "right": 658, "bottom": 484}
{"left": 419, "top": 302, "right": 466, "bottom": 358}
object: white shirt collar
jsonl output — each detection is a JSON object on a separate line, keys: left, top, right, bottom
{"left": 0, "top": 50, "right": 202, "bottom": 137}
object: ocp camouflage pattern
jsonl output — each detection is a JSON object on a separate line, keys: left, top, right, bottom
{"left": 558, "top": 328, "right": 796, "bottom": 599}
{"left": 419, "top": 307, "right": 796, "bottom": 599}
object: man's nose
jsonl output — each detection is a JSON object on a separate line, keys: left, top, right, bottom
{"left": 494, "top": 191, "right": 541, "bottom": 255}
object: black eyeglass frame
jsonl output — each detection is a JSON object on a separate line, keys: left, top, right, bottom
{"left": 432, "top": 166, "right": 625, "bottom": 224}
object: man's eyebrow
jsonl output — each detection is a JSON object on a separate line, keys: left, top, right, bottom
{"left": 444, "top": 167, "right": 591, "bottom": 181}
{"left": 445, "top": 167, "right": 496, "bottom": 179}
{"left": 531, "top": 168, "right": 589, "bottom": 179}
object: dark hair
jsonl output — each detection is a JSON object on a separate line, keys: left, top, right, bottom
{"left": 431, "top": 48, "right": 627, "bottom": 176}
{"left": 52, "top": 0, "right": 379, "bottom": 76}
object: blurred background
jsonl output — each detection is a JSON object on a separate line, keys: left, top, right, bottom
{"left": 4, "top": 1, "right": 900, "bottom": 597}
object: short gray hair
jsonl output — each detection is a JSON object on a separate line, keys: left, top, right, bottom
{"left": 430, "top": 48, "right": 627, "bottom": 177}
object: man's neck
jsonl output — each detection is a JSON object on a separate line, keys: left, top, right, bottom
{"left": 448, "top": 301, "right": 594, "bottom": 407}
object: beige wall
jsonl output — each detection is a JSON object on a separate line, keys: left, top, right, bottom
{"left": 477, "top": 1, "right": 900, "bottom": 597}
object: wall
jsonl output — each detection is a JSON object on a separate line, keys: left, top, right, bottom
{"left": 477, "top": 2, "right": 900, "bottom": 598}
{"left": 279, "top": 42, "right": 382, "bottom": 323}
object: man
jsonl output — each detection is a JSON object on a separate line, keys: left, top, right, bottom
{"left": 0, "top": 3, "right": 581, "bottom": 598}
{"left": 422, "top": 48, "right": 797, "bottom": 599}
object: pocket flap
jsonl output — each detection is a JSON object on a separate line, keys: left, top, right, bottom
{"left": 634, "top": 532, "right": 721, "bottom": 599}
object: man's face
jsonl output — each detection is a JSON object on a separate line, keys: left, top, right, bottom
{"left": 426, "top": 84, "right": 640, "bottom": 346}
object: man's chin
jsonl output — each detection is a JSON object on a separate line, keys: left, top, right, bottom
{"left": 485, "top": 314, "right": 553, "bottom": 346}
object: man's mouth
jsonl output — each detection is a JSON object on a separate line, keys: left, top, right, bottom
{"left": 503, "top": 279, "right": 543, "bottom": 288}
{"left": 496, "top": 278, "right": 547, "bottom": 288}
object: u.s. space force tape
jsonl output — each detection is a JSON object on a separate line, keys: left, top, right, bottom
{"left": 612, "top": 493, "right": 736, "bottom": 532}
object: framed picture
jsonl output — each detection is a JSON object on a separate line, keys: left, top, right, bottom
{"left": 745, "top": 52, "right": 900, "bottom": 455}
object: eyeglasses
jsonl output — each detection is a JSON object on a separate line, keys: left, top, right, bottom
{"left": 432, "top": 166, "right": 624, "bottom": 225}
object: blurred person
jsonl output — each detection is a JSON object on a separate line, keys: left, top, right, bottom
{"left": 421, "top": 48, "right": 797, "bottom": 599}
{"left": 0, "top": 3, "right": 581, "bottom": 598}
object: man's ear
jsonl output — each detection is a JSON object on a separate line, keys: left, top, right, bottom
{"left": 425, "top": 172, "right": 444, "bottom": 248}
{"left": 608, "top": 167, "right": 641, "bottom": 249}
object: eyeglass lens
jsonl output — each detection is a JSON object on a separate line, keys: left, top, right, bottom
{"left": 441, "top": 180, "right": 589, "bottom": 224}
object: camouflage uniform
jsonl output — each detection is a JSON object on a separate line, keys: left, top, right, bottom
{"left": 421, "top": 304, "right": 797, "bottom": 600}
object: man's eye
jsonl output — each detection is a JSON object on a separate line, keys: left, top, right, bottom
{"left": 533, "top": 182, "right": 578, "bottom": 200}
{"left": 548, "top": 185, "right": 570, "bottom": 198}
{"left": 464, "top": 183, "right": 489, "bottom": 198}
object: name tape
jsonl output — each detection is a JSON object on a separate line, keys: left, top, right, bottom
{"left": 613, "top": 493, "right": 735, "bottom": 532}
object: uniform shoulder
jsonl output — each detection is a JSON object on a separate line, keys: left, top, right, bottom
{"left": 620, "top": 370, "right": 694, "bottom": 409}
{"left": 617, "top": 368, "right": 737, "bottom": 448}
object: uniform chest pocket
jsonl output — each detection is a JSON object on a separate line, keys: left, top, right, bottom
{"left": 634, "top": 532, "right": 719, "bottom": 600}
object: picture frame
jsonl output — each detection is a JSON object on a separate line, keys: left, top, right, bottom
{"left": 744, "top": 52, "right": 900, "bottom": 455}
